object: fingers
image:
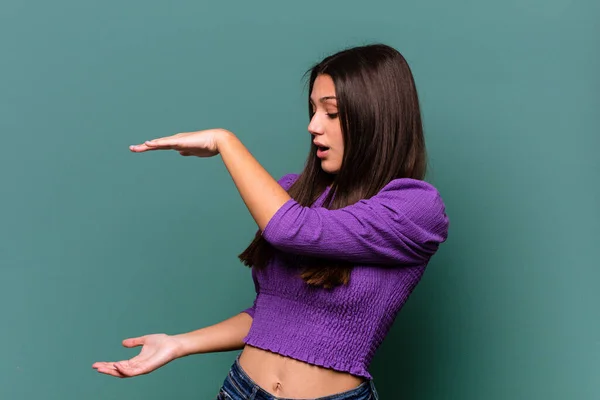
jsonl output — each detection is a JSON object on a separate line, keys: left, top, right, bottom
{"left": 143, "top": 132, "right": 188, "bottom": 148}
{"left": 129, "top": 142, "right": 174, "bottom": 152}
{"left": 129, "top": 132, "right": 184, "bottom": 152}
{"left": 129, "top": 143, "right": 153, "bottom": 152}
{"left": 92, "top": 336, "right": 152, "bottom": 378}
{"left": 144, "top": 139, "right": 173, "bottom": 147}
{"left": 92, "top": 359, "right": 147, "bottom": 378}
{"left": 92, "top": 362, "right": 127, "bottom": 378}
{"left": 114, "top": 359, "right": 148, "bottom": 377}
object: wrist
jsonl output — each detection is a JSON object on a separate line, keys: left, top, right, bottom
{"left": 216, "top": 129, "right": 238, "bottom": 153}
{"left": 171, "top": 332, "right": 198, "bottom": 358}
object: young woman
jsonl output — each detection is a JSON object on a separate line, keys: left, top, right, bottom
{"left": 93, "top": 43, "right": 449, "bottom": 400}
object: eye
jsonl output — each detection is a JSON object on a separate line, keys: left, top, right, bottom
{"left": 327, "top": 113, "right": 339, "bottom": 119}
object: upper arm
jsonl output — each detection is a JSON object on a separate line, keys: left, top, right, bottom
{"left": 261, "top": 179, "right": 449, "bottom": 266}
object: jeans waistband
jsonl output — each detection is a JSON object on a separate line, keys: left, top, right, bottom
{"left": 225, "top": 355, "right": 378, "bottom": 400}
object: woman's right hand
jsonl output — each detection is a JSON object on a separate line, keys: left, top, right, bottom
{"left": 92, "top": 333, "right": 183, "bottom": 378}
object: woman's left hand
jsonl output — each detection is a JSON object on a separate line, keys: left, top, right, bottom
{"left": 129, "top": 128, "right": 231, "bottom": 157}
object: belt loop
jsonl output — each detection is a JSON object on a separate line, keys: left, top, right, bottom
{"left": 249, "top": 385, "right": 259, "bottom": 400}
{"left": 369, "top": 380, "right": 380, "bottom": 400}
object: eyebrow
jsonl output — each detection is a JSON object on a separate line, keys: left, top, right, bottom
{"left": 310, "top": 96, "right": 337, "bottom": 104}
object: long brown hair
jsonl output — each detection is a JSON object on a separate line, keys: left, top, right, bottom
{"left": 238, "top": 43, "right": 427, "bottom": 288}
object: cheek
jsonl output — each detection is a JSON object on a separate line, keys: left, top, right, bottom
{"left": 331, "top": 126, "right": 343, "bottom": 146}
{"left": 335, "top": 132, "right": 344, "bottom": 154}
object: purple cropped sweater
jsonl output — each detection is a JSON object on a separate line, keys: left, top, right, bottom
{"left": 241, "top": 173, "right": 449, "bottom": 379}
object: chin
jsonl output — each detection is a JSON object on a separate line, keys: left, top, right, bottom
{"left": 320, "top": 162, "right": 341, "bottom": 175}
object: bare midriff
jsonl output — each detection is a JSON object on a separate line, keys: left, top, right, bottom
{"left": 238, "top": 345, "right": 365, "bottom": 398}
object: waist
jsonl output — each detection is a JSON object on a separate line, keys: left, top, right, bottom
{"left": 245, "top": 292, "right": 385, "bottom": 378}
{"left": 239, "top": 345, "right": 366, "bottom": 398}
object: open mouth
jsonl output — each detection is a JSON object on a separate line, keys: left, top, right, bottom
{"left": 316, "top": 146, "right": 330, "bottom": 158}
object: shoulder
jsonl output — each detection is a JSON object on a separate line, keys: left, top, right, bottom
{"left": 370, "top": 178, "right": 447, "bottom": 222}
{"left": 277, "top": 173, "right": 300, "bottom": 190}
{"left": 379, "top": 178, "right": 443, "bottom": 200}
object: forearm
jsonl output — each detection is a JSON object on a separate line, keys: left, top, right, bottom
{"left": 173, "top": 312, "right": 253, "bottom": 358}
{"left": 217, "top": 131, "right": 291, "bottom": 231}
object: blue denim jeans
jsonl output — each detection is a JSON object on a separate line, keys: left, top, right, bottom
{"left": 216, "top": 357, "right": 379, "bottom": 400}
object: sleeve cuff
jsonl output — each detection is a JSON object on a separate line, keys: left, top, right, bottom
{"left": 241, "top": 308, "right": 255, "bottom": 318}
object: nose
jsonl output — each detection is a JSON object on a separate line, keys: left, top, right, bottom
{"left": 308, "top": 114, "right": 324, "bottom": 136}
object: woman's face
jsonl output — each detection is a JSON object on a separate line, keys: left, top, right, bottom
{"left": 308, "top": 74, "right": 344, "bottom": 174}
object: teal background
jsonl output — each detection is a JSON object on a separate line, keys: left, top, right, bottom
{"left": 1, "top": 0, "right": 598, "bottom": 398}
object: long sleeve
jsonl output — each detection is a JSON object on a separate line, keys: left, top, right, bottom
{"left": 262, "top": 177, "right": 449, "bottom": 266}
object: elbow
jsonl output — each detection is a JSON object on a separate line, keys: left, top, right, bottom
{"left": 261, "top": 200, "right": 305, "bottom": 249}
{"left": 418, "top": 221, "right": 449, "bottom": 261}
{"left": 261, "top": 229, "right": 287, "bottom": 250}
{"left": 261, "top": 204, "right": 325, "bottom": 255}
